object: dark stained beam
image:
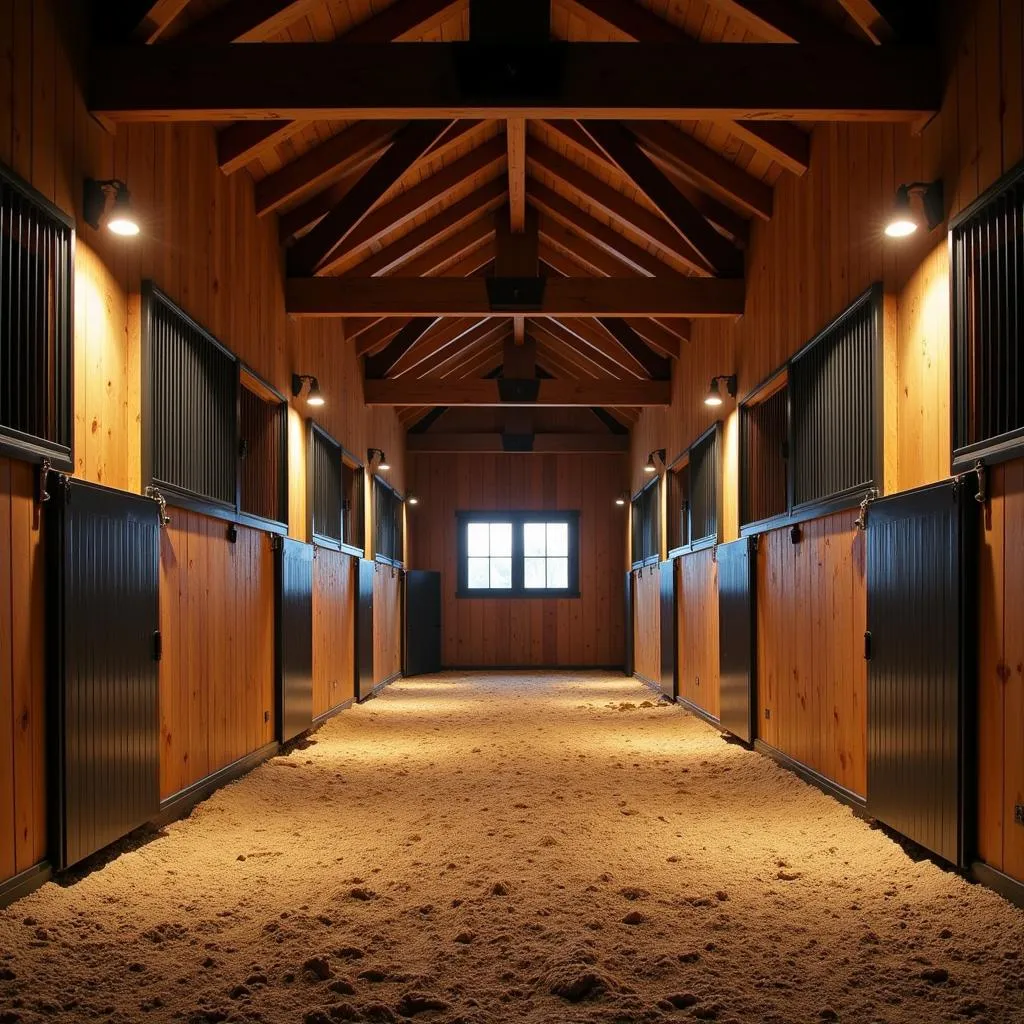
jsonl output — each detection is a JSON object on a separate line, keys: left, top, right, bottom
{"left": 408, "top": 407, "right": 450, "bottom": 433}
{"left": 598, "top": 317, "right": 671, "bottom": 380}
{"left": 363, "top": 378, "right": 673, "bottom": 406}
{"left": 532, "top": 317, "right": 645, "bottom": 379}
{"left": 90, "top": 43, "right": 942, "bottom": 124}
{"left": 835, "top": 0, "right": 895, "bottom": 42}
{"left": 116, "top": 0, "right": 191, "bottom": 42}
{"left": 364, "top": 317, "right": 441, "bottom": 378}
{"left": 507, "top": 119, "right": 527, "bottom": 232}
{"left": 578, "top": 120, "right": 743, "bottom": 277}
{"left": 287, "top": 276, "right": 746, "bottom": 317}
{"left": 289, "top": 119, "right": 452, "bottom": 276}
{"left": 392, "top": 318, "right": 499, "bottom": 377}
{"left": 706, "top": 0, "right": 851, "bottom": 43}
{"left": 173, "top": 0, "right": 320, "bottom": 43}
{"left": 590, "top": 407, "right": 630, "bottom": 435}
{"left": 218, "top": 120, "right": 306, "bottom": 175}
{"left": 728, "top": 121, "right": 810, "bottom": 177}
{"left": 495, "top": 208, "right": 539, "bottom": 345}
{"left": 407, "top": 433, "right": 629, "bottom": 453}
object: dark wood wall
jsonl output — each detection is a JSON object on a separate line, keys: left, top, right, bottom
{"left": 408, "top": 452, "right": 628, "bottom": 667}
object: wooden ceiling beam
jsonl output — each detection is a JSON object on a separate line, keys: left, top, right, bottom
{"left": 407, "top": 433, "right": 629, "bottom": 453}
{"left": 364, "top": 317, "right": 442, "bottom": 378}
{"left": 578, "top": 120, "right": 742, "bottom": 277}
{"left": 598, "top": 317, "right": 671, "bottom": 380}
{"left": 420, "top": 322, "right": 514, "bottom": 378}
{"left": 387, "top": 224, "right": 496, "bottom": 279}
{"left": 90, "top": 43, "right": 942, "bottom": 123}
{"left": 288, "top": 119, "right": 452, "bottom": 276}
{"left": 353, "top": 319, "right": 406, "bottom": 356}
{"left": 534, "top": 340, "right": 598, "bottom": 381}
{"left": 533, "top": 317, "right": 644, "bottom": 379}
{"left": 128, "top": 0, "right": 192, "bottom": 42}
{"left": 623, "top": 120, "right": 773, "bottom": 222}
{"left": 172, "top": 0, "right": 320, "bottom": 43}
{"left": 287, "top": 276, "right": 745, "bottom": 318}
{"left": 528, "top": 140, "right": 710, "bottom": 275}
{"left": 705, "top": 0, "right": 851, "bottom": 43}
{"left": 725, "top": 121, "right": 810, "bottom": 177}
{"left": 218, "top": 120, "right": 306, "bottom": 175}
{"left": 507, "top": 119, "right": 527, "bottom": 233}
{"left": 364, "top": 378, "right": 672, "bottom": 406}
{"left": 255, "top": 120, "right": 399, "bottom": 217}
{"left": 392, "top": 317, "right": 499, "bottom": 377}
{"left": 539, "top": 120, "right": 749, "bottom": 242}
{"left": 835, "top": 0, "right": 895, "bottom": 43}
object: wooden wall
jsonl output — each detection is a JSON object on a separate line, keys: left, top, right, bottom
{"left": 677, "top": 548, "right": 719, "bottom": 720}
{"left": 0, "top": 0, "right": 407, "bottom": 885}
{"left": 313, "top": 548, "right": 357, "bottom": 718}
{"left": 0, "top": 460, "right": 46, "bottom": 882}
{"left": 158, "top": 509, "right": 276, "bottom": 801}
{"left": 632, "top": 565, "right": 661, "bottom": 685}
{"left": 373, "top": 565, "right": 403, "bottom": 684}
{"left": 977, "top": 459, "right": 1024, "bottom": 882}
{"left": 409, "top": 452, "right": 627, "bottom": 667}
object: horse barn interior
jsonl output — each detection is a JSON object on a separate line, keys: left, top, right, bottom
{"left": 3, "top": 0, "right": 1024, "bottom": 1021}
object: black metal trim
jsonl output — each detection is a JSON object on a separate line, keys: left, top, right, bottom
{"left": 738, "top": 492, "right": 864, "bottom": 539}
{"left": 676, "top": 694, "right": 723, "bottom": 732}
{"left": 308, "top": 419, "right": 343, "bottom": 545}
{"left": 449, "top": 663, "right": 624, "bottom": 671}
{"left": 357, "top": 671, "right": 403, "bottom": 703}
{"left": 238, "top": 363, "right": 289, "bottom": 531}
{"left": 754, "top": 739, "right": 868, "bottom": 815}
{"left": 0, "top": 432, "right": 72, "bottom": 471}
{"left": 970, "top": 861, "right": 1024, "bottom": 911}
{"left": 312, "top": 698, "right": 354, "bottom": 727}
{"left": 0, "top": 860, "right": 53, "bottom": 910}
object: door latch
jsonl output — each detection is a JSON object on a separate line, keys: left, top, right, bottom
{"left": 864, "top": 630, "right": 872, "bottom": 661}
{"left": 153, "top": 630, "right": 163, "bottom": 662}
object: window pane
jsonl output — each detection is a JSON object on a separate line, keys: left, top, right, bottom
{"left": 490, "top": 557, "right": 512, "bottom": 589}
{"left": 467, "top": 558, "right": 490, "bottom": 589}
{"left": 547, "top": 522, "right": 569, "bottom": 556}
{"left": 547, "top": 558, "right": 569, "bottom": 589}
{"left": 524, "top": 557, "right": 547, "bottom": 588}
{"left": 467, "top": 523, "right": 490, "bottom": 557}
{"left": 490, "top": 522, "right": 512, "bottom": 556}
{"left": 524, "top": 522, "right": 546, "bottom": 556}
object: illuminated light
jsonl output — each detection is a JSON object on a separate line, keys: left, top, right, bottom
{"left": 368, "top": 447, "right": 390, "bottom": 471}
{"left": 84, "top": 178, "right": 141, "bottom": 237}
{"left": 644, "top": 449, "right": 666, "bottom": 474}
{"left": 704, "top": 374, "right": 737, "bottom": 407}
{"left": 885, "top": 181, "right": 944, "bottom": 240}
{"left": 408, "top": 494, "right": 419, "bottom": 505}
{"left": 292, "top": 373, "right": 325, "bottom": 407}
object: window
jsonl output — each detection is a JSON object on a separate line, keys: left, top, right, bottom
{"left": 631, "top": 479, "right": 659, "bottom": 568}
{"left": 951, "top": 161, "right": 1024, "bottom": 470}
{"left": 457, "top": 512, "right": 580, "bottom": 597}
{"left": 666, "top": 462, "right": 690, "bottom": 552}
{"left": 0, "top": 163, "right": 74, "bottom": 468}
{"left": 142, "top": 284, "right": 289, "bottom": 531}
{"left": 375, "top": 477, "right": 404, "bottom": 565}
{"left": 666, "top": 424, "right": 723, "bottom": 554}
{"left": 739, "top": 286, "right": 882, "bottom": 532}
{"left": 308, "top": 422, "right": 343, "bottom": 545}
{"left": 740, "top": 374, "right": 788, "bottom": 527}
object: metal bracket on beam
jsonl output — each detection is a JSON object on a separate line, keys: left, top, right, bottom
{"left": 497, "top": 378, "right": 541, "bottom": 403}
{"left": 486, "top": 276, "right": 546, "bottom": 312}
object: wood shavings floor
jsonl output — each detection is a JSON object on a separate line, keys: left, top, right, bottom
{"left": 2, "top": 671, "right": 1023, "bottom": 1024}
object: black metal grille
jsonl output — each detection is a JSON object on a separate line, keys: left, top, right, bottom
{"left": 667, "top": 465, "right": 689, "bottom": 550}
{"left": 0, "top": 164, "right": 73, "bottom": 463}
{"left": 791, "top": 287, "right": 879, "bottom": 509}
{"left": 631, "top": 477, "right": 659, "bottom": 566}
{"left": 952, "top": 163, "right": 1024, "bottom": 467}
{"left": 240, "top": 382, "right": 286, "bottom": 525}
{"left": 689, "top": 426, "right": 720, "bottom": 545}
{"left": 310, "top": 425, "right": 342, "bottom": 543}
{"left": 146, "top": 287, "right": 236, "bottom": 507}
{"left": 343, "top": 462, "right": 365, "bottom": 549}
{"left": 375, "top": 477, "right": 404, "bottom": 563}
{"left": 741, "top": 383, "right": 788, "bottom": 525}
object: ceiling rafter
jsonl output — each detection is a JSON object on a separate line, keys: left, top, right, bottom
{"left": 704, "top": 0, "right": 852, "bottom": 43}
{"left": 365, "top": 317, "right": 442, "bottom": 379}
{"left": 531, "top": 316, "right": 641, "bottom": 380}
{"left": 362, "top": 378, "right": 673, "bottom": 407}
{"left": 420, "top": 322, "right": 515, "bottom": 379}
{"left": 289, "top": 119, "right": 452, "bottom": 276}
{"left": 392, "top": 317, "right": 502, "bottom": 378}
{"left": 507, "top": 119, "right": 527, "bottom": 232}
{"left": 172, "top": 0, "right": 321, "bottom": 43}
{"left": 834, "top": 0, "right": 895, "bottom": 43}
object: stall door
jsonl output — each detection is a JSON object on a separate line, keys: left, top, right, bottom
{"left": 659, "top": 559, "right": 677, "bottom": 699}
{"left": 866, "top": 481, "right": 974, "bottom": 867}
{"left": 48, "top": 479, "right": 161, "bottom": 870}
{"left": 405, "top": 570, "right": 442, "bottom": 676}
{"left": 718, "top": 538, "right": 756, "bottom": 743}
{"left": 277, "top": 539, "right": 313, "bottom": 743}
{"left": 356, "top": 559, "right": 375, "bottom": 701}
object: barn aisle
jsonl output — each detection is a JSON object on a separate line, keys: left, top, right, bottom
{"left": 1, "top": 671, "right": 1022, "bottom": 1024}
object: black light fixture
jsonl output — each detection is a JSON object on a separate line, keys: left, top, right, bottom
{"left": 291, "top": 373, "right": 325, "bottom": 407}
{"left": 644, "top": 449, "right": 666, "bottom": 474}
{"left": 615, "top": 492, "right": 628, "bottom": 506}
{"left": 407, "top": 494, "right": 419, "bottom": 505}
{"left": 704, "top": 374, "right": 737, "bottom": 407}
{"left": 368, "top": 447, "right": 390, "bottom": 471}
{"left": 83, "top": 178, "right": 140, "bottom": 236}
{"left": 885, "top": 180, "right": 944, "bottom": 238}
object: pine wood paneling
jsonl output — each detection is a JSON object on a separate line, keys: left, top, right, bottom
{"left": 677, "top": 547, "right": 719, "bottom": 719}
{"left": 373, "top": 563, "right": 403, "bottom": 684}
{"left": 313, "top": 547, "right": 357, "bottom": 717}
{"left": 756, "top": 512, "right": 867, "bottom": 797}
{"left": 409, "top": 452, "right": 627, "bottom": 667}
{"left": 632, "top": 565, "right": 661, "bottom": 685}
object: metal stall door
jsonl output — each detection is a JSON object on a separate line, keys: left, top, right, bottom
{"left": 866, "top": 481, "right": 974, "bottom": 867}
{"left": 659, "top": 559, "right": 677, "bottom": 699}
{"left": 405, "top": 570, "right": 442, "bottom": 676}
{"left": 718, "top": 538, "right": 756, "bottom": 743}
{"left": 47, "top": 479, "right": 161, "bottom": 870}
{"left": 624, "top": 570, "right": 634, "bottom": 676}
{"left": 356, "top": 559, "right": 376, "bottom": 701}
{"left": 276, "top": 539, "right": 313, "bottom": 743}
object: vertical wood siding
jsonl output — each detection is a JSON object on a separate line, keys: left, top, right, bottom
{"left": 313, "top": 547, "right": 357, "bottom": 717}
{"left": 677, "top": 547, "right": 720, "bottom": 719}
{"left": 373, "top": 564, "right": 403, "bottom": 684}
{"left": 632, "top": 565, "right": 661, "bottom": 685}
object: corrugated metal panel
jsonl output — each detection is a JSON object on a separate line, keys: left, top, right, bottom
{"left": 240, "top": 384, "right": 286, "bottom": 525}
{"left": 659, "top": 559, "right": 677, "bottom": 699}
{"left": 866, "top": 480, "right": 974, "bottom": 866}
{"left": 951, "top": 163, "right": 1024, "bottom": 467}
{"left": 375, "top": 477, "right": 404, "bottom": 563}
{"left": 791, "top": 287, "right": 881, "bottom": 510}
{"left": 276, "top": 539, "right": 314, "bottom": 743}
{"left": 47, "top": 478, "right": 160, "bottom": 870}
{"left": 342, "top": 464, "right": 365, "bottom": 549}
{"left": 310, "top": 424, "right": 342, "bottom": 544}
{"left": 0, "top": 163, "right": 73, "bottom": 465}
{"left": 356, "top": 559, "right": 376, "bottom": 701}
{"left": 718, "top": 538, "right": 755, "bottom": 743}
{"left": 741, "top": 385, "right": 788, "bottom": 526}
{"left": 145, "top": 285, "right": 236, "bottom": 508}
{"left": 631, "top": 477, "right": 659, "bottom": 566}
{"left": 689, "top": 425, "right": 721, "bottom": 545}
{"left": 624, "top": 571, "right": 634, "bottom": 676}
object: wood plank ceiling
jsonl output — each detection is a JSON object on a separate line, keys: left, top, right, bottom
{"left": 115, "top": 0, "right": 923, "bottom": 442}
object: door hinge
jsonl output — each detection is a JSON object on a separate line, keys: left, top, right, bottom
{"left": 153, "top": 630, "right": 163, "bottom": 662}
{"left": 854, "top": 488, "right": 880, "bottom": 531}
{"left": 37, "top": 458, "right": 53, "bottom": 504}
{"left": 144, "top": 486, "right": 171, "bottom": 527}
{"left": 864, "top": 630, "right": 872, "bottom": 661}
{"left": 973, "top": 460, "right": 987, "bottom": 504}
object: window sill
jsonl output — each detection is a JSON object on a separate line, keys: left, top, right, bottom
{"left": 0, "top": 432, "right": 73, "bottom": 473}
{"left": 456, "top": 589, "right": 581, "bottom": 600}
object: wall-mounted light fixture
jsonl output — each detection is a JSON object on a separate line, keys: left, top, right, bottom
{"left": 704, "top": 375, "right": 737, "bottom": 407}
{"left": 84, "top": 178, "right": 140, "bottom": 236}
{"left": 884, "top": 180, "right": 944, "bottom": 238}
{"left": 368, "top": 447, "right": 390, "bottom": 472}
{"left": 615, "top": 492, "right": 628, "bottom": 506}
{"left": 407, "top": 494, "right": 419, "bottom": 505}
{"left": 291, "top": 374, "right": 325, "bottom": 407}
{"left": 644, "top": 449, "right": 666, "bottom": 474}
